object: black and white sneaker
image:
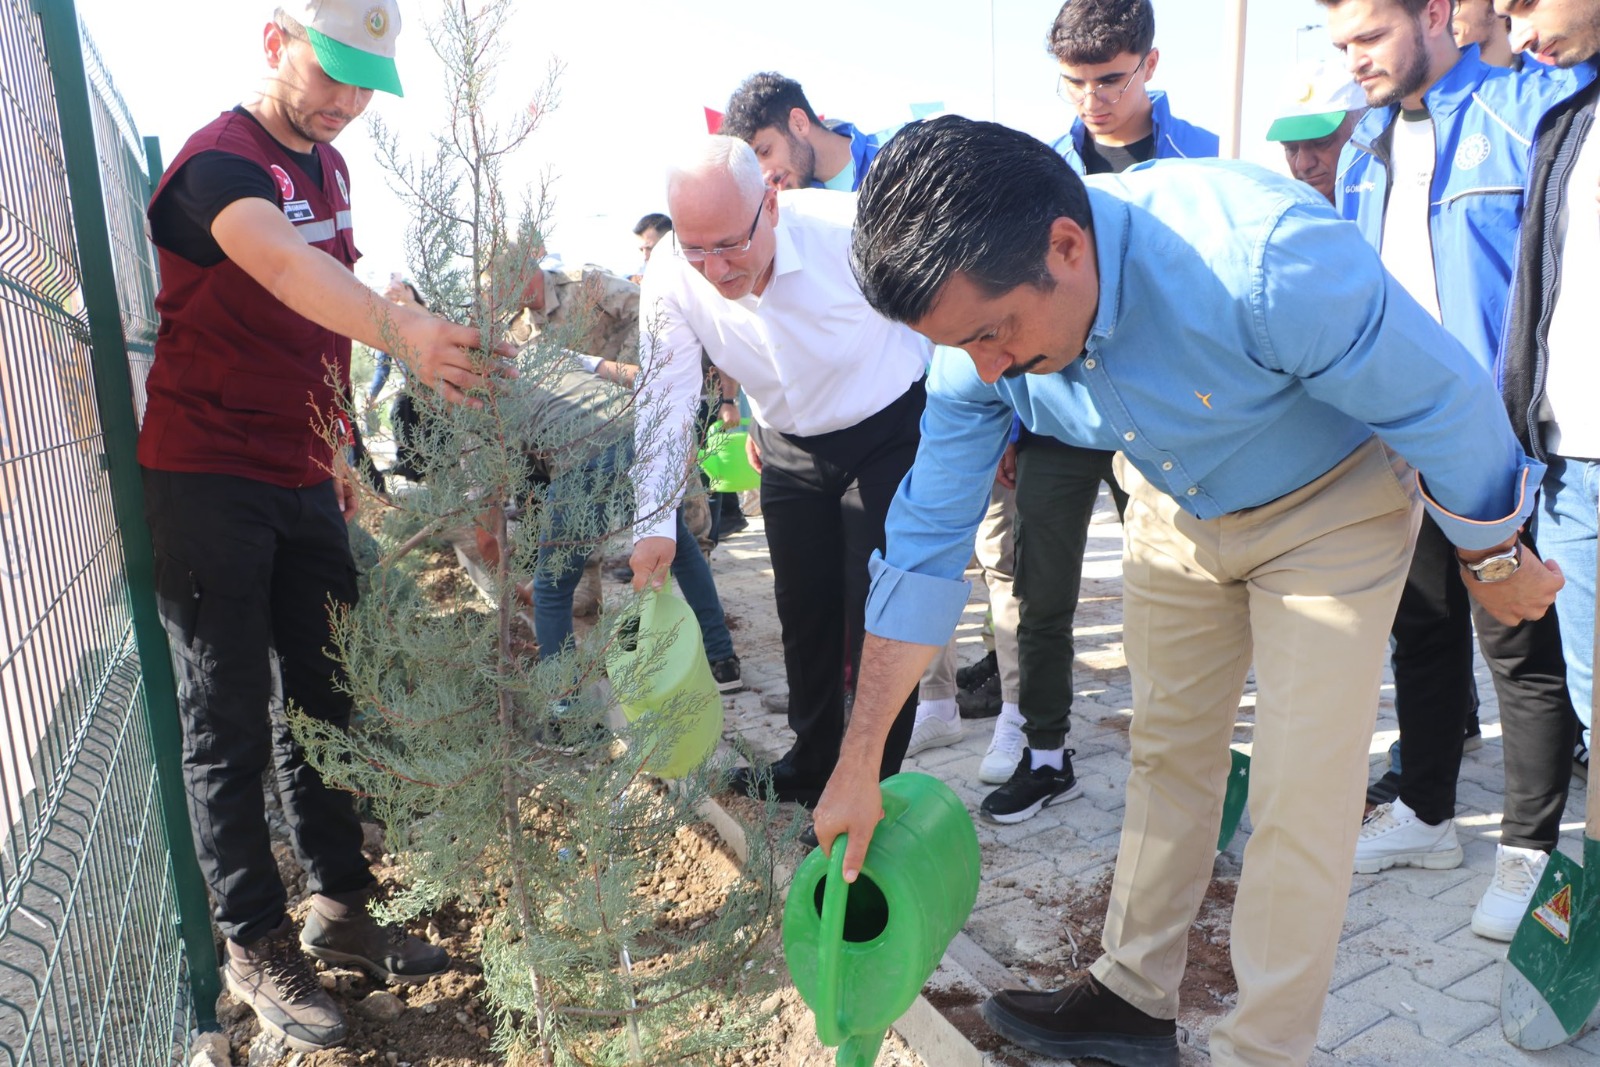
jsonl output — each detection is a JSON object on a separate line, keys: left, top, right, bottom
{"left": 980, "top": 748, "right": 1082, "bottom": 824}
{"left": 709, "top": 656, "right": 743, "bottom": 693}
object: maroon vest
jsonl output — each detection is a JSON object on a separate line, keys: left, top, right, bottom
{"left": 138, "top": 110, "right": 361, "bottom": 487}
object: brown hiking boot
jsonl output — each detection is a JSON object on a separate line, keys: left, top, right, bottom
{"left": 224, "top": 918, "right": 347, "bottom": 1052}
{"left": 300, "top": 890, "right": 449, "bottom": 984}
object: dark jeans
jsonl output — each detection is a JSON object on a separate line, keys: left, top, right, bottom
{"left": 533, "top": 509, "right": 734, "bottom": 663}
{"left": 1013, "top": 442, "right": 1126, "bottom": 749}
{"left": 143, "top": 468, "right": 373, "bottom": 944}
{"left": 751, "top": 380, "right": 925, "bottom": 779}
{"left": 1393, "top": 514, "right": 1575, "bottom": 843}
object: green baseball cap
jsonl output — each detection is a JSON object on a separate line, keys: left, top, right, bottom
{"left": 1266, "top": 60, "right": 1364, "bottom": 143}
{"left": 292, "top": 0, "right": 404, "bottom": 97}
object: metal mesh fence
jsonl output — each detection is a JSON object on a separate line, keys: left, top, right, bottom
{"left": 0, "top": 0, "right": 195, "bottom": 1063}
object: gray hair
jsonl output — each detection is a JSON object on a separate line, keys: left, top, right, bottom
{"left": 665, "top": 136, "right": 766, "bottom": 211}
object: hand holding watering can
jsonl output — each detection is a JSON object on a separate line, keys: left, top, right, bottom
{"left": 784, "top": 773, "right": 980, "bottom": 1066}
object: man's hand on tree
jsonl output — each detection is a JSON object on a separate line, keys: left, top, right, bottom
{"left": 332, "top": 451, "right": 360, "bottom": 521}
{"left": 399, "top": 312, "right": 518, "bottom": 407}
{"left": 629, "top": 536, "right": 676, "bottom": 592}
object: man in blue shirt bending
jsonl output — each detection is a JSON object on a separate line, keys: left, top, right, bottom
{"left": 815, "top": 116, "right": 1561, "bottom": 1067}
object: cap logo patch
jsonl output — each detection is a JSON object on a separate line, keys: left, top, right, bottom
{"left": 366, "top": 7, "right": 389, "bottom": 39}
{"left": 1297, "top": 82, "right": 1315, "bottom": 104}
{"left": 1455, "top": 133, "right": 1491, "bottom": 170}
{"left": 269, "top": 164, "right": 295, "bottom": 201}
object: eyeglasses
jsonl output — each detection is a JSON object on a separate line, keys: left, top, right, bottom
{"left": 674, "top": 201, "right": 764, "bottom": 263}
{"left": 1056, "top": 53, "right": 1149, "bottom": 108}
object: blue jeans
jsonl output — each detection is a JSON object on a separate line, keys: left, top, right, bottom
{"left": 532, "top": 458, "right": 733, "bottom": 663}
{"left": 1539, "top": 456, "right": 1597, "bottom": 738}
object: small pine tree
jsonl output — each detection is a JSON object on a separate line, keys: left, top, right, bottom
{"left": 291, "top": 3, "right": 786, "bottom": 1062}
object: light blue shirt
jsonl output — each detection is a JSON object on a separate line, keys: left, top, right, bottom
{"left": 865, "top": 159, "right": 1545, "bottom": 647}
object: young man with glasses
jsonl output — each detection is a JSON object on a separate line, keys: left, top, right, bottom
{"left": 970, "top": 0, "right": 1221, "bottom": 826}
{"left": 629, "top": 137, "right": 930, "bottom": 816}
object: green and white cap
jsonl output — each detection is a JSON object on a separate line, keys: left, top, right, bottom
{"left": 290, "top": 0, "right": 404, "bottom": 97}
{"left": 1266, "top": 60, "right": 1363, "bottom": 143}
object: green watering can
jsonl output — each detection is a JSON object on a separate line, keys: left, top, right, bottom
{"left": 699, "top": 418, "right": 760, "bottom": 493}
{"left": 783, "top": 772, "right": 980, "bottom": 1065}
{"left": 602, "top": 584, "right": 723, "bottom": 778}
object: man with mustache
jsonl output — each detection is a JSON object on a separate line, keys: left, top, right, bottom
{"left": 816, "top": 115, "right": 1560, "bottom": 1067}
{"left": 1264, "top": 59, "right": 1366, "bottom": 203}
{"left": 629, "top": 136, "right": 929, "bottom": 818}
{"left": 1325, "top": 0, "right": 1585, "bottom": 941}
{"left": 139, "top": 1, "right": 500, "bottom": 1050}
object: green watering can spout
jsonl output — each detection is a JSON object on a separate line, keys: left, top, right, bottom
{"left": 836, "top": 1031, "right": 889, "bottom": 1067}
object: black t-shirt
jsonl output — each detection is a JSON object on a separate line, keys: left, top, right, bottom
{"left": 148, "top": 106, "right": 326, "bottom": 267}
{"left": 1080, "top": 133, "right": 1157, "bottom": 175}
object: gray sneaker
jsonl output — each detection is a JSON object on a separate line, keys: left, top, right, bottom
{"left": 225, "top": 918, "right": 347, "bottom": 1052}
{"left": 300, "top": 891, "right": 449, "bottom": 984}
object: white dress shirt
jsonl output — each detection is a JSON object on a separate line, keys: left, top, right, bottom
{"left": 632, "top": 189, "right": 930, "bottom": 541}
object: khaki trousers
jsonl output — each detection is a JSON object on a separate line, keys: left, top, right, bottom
{"left": 922, "top": 480, "right": 1021, "bottom": 702}
{"left": 1091, "top": 438, "right": 1420, "bottom": 1066}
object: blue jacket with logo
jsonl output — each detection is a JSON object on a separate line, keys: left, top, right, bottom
{"left": 817, "top": 120, "right": 884, "bottom": 191}
{"left": 1337, "top": 47, "right": 1591, "bottom": 373}
{"left": 1050, "top": 90, "right": 1219, "bottom": 173}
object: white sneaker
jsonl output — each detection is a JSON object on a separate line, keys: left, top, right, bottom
{"left": 979, "top": 707, "right": 1026, "bottom": 784}
{"left": 906, "top": 713, "right": 962, "bottom": 757}
{"left": 1472, "top": 844, "right": 1550, "bottom": 941}
{"left": 1354, "top": 798, "right": 1463, "bottom": 874}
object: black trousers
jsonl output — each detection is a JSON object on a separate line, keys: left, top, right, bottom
{"left": 1013, "top": 441, "right": 1126, "bottom": 749}
{"left": 750, "top": 380, "right": 925, "bottom": 780}
{"left": 1392, "top": 513, "right": 1575, "bottom": 845}
{"left": 143, "top": 469, "right": 373, "bottom": 943}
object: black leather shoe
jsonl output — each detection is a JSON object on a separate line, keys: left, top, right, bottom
{"left": 982, "top": 975, "right": 1178, "bottom": 1067}
{"left": 725, "top": 755, "right": 826, "bottom": 808}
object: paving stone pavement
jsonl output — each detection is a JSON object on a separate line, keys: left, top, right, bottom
{"left": 706, "top": 496, "right": 1595, "bottom": 1065}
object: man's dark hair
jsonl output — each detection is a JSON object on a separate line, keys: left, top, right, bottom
{"left": 1314, "top": 0, "right": 1429, "bottom": 14}
{"left": 633, "top": 212, "right": 671, "bottom": 237}
{"left": 1047, "top": 0, "right": 1156, "bottom": 65}
{"left": 722, "top": 72, "right": 822, "bottom": 141}
{"left": 851, "top": 115, "right": 1092, "bottom": 325}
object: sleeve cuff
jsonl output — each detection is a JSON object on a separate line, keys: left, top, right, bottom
{"left": 863, "top": 552, "right": 972, "bottom": 647}
{"left": 1419, "top": 459, "right": 1545, "bottom": 550}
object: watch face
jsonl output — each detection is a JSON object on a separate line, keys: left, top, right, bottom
{"left": 1474, "top": 555, "right": 1519, "bottom": 582}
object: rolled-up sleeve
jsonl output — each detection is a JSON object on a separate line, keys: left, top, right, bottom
{"left": 632, "top": 286, "right": 707, "bottom": 543}
{"left": 1257, "top": 205, "right": 1538, "bottom": 549}
{"left": 864, "top": 349, "right": 1015, "bottom": 646}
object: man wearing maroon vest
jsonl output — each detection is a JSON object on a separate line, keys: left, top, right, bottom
{"left": 140, "top": 2, "right": 502, "bottom": 1051}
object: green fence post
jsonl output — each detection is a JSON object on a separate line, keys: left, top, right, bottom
{"left": 31, "top": 0, "right": 221, "bottom": 1031}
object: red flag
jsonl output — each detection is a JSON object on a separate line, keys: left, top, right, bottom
{"left": 704, "top": 106, "right": 723, "bottom": 134}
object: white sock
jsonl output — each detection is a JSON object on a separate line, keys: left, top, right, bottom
{"left": 1030, "top": 747, "right": 1064, "bottom": 771}
{"left": 999, "top": 701, "right": 1019, "bottom": 722}
{"left": 916, "top": 697, "right": 958, "bottom": 724}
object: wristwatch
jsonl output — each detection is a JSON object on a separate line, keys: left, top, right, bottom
{"left": 1462, "top": 542, "right": 1521, "bottom": 583}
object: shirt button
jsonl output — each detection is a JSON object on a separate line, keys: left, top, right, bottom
{"left": 1162, "top": 462, "right": 1173, "bottom": 471}
{"left": 1083, "top": 358, "right": 1096, "bottom": 369}
{"left": 1187, "top": 487, "right": 1198, "bottom": 496}
{"left": 1123, "top": 431, "right": 1136, "bottom": 442}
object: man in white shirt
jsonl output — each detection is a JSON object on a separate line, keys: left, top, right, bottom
{"left": 629, "top": 136, "right": 931, "bottom": 805}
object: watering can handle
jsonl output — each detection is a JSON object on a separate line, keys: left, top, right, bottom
{"left": 815, "top": 834, "right": 851, "bottom": 1048}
